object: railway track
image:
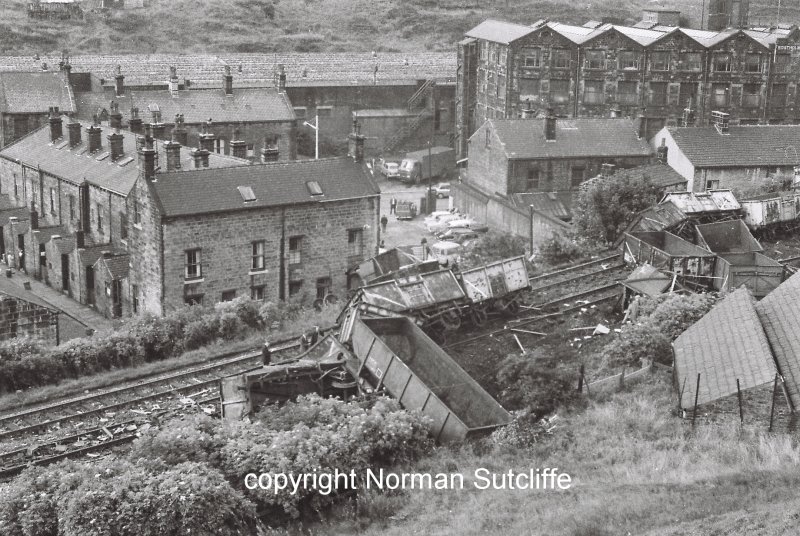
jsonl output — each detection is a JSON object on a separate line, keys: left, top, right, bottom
{"left": 528, "top": 253, "right": 623, "bottom": 290}
{"left": 0, "top": 335, "right": 310, "bottom": 461}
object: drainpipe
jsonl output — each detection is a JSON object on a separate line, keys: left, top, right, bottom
{"left": 279, "top": 207, "right": 286, "bottom": 301}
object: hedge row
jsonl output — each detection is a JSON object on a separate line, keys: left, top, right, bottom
{"left": 0, "top": 395, "right": 433, "bottom": 534}
{"left": 0, "top": 297, "right": 322, "bottom": 394}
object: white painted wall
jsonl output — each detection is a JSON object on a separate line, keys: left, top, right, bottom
{"left": 651, "top": 127, "right": 696, "bottom": 190}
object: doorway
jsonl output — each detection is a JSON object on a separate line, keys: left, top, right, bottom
{"left": 61, "top": 254, "right": 70, "bottom": 293}
{"left": 86, "top": 266, "right": 95, "bottom": 305}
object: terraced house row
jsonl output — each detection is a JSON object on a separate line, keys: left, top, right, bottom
{"left": 456, "top": 19, "right": 800, "bottom": 156}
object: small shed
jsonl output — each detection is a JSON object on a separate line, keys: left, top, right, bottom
{"left": 623, "top": 231, "right": 717, "bottom": 290}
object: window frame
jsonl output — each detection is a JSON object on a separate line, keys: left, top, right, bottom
{"left": 745, "top": 53, "right": 762, "bottom": 73}
{"left": 712, "top": 53, "right": 732, "bottom": 73}
{"left": 96, "top": 202, "right": 103, "bottom": 232}
{"left": 549, "top": 79, "right": 570, "bottom": 104}
{"left": 712, "top": 83, "right": 730, "bottom": 107}
{"left": 742, "top": 84, "right": 761, "bottom": 108}
{"left": 679, "top": 52, "right": 702, "bottom": 72}
{"left": 650, "top": 51, "right": 670, "bottom": 71}
{"left": 570, "top": 167, "right": 586, "bottom": 188}
{"left": 551, "top": 48, "right": 570, "bottom": 69}
{"left": 347, "top": 228, "right": 364, "bottom": 258}
{"left": 617, "top": 81, "right": 638, "bottom": 105}
{"left": 184, "top": 248, "right": 202, "bottom": 280}
{"left": 584, "top": 50, "right": 606, "bottom": 70}
{"left": 251, "top": 240, "right": 266, "bottom": 271}
{"left": 288, "top": 235, "right": 302, "bottom": 265}
{"left": 523, "top": 49, "right": 542, "bottom": 68}
{"left": 618, "top": 51, "right": 640, "bottom": 71}
{"left": 526, "top": 168, "right": 540, "bottom": 191}
{"left": 583, "top": 79, "right": 605, "bottom": 105}
{"left": 648, "top": 81, "right": 668, "bottom": 106}
{"left": 251, "top": 285, "right": 265, "bottom": 301}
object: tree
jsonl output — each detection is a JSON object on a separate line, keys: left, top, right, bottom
{"left": 459, "top": 231, "right": 528, "bottom": 269}
{"left": 573, "top": 173, "right": 661, "bottom": 244}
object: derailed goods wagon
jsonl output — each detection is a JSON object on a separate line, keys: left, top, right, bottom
{"left": 351, "top": 316, "right": 512, "bottom": 442}
{"left": 459, "top": 255, "right": 530, "bottom": 324}
{"left": 740, "top": 191, "right": 800, "bottom": 231}
{"left": 623, "top": 231, "right": 716, "bottom": 290}
{"left": 712, "top": 253, "right": 785, "bottom": 297}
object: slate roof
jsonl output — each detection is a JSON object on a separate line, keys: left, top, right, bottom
{"left": 666, "top": 125, "right": 800, "bottom": 168}
{"left": 484, "top": 118, "right": 652, "bottom": 160}
{"left": 673, "top": 287, "right": 777, "bottom": 408}
{"left": 0, "top": 53, "right": 456, "bottom": 87}
{"left": 604, "top": 163, "right": 687, "bottom": 189}
{"left": 465, "top": 19, "right": 540, "bottom": 44}
{"left": 0, "top": 119, "right": 245, "bottom": 196}
{"left": 152, "top": 157, "right": 379, "bottom": 218}
{"left": 0, "top": 206, "right": 31, "bottom": 227}
{"left": 96, "top": 254, "right": 130, "bottom": 280}
{"left": 0, "top": 72, "right": 75, "bottom": 114}
{"left": 76, "top": 87, "right": 295, "bottom": 124}
{"left": 755, "top": 270, "right": 800, "bottom": 409}
{"left": 32, "top": 225, "right": 69, "bottom": 244}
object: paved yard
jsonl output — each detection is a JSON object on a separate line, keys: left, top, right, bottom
{"left": 376, "top": 174, "right": 452, "bottom": 251}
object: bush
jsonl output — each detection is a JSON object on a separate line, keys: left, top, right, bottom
{"left": 537, "top": 233, "right": 586, "bottom": 266}
{"left": 460, "top": 232, "right": 529, "bottom": 270}
{"left": 600, "top": 322, "right": 672, "bottom": 368}
{"left": 496, "top": 347, "right": 580, "bottom": 416}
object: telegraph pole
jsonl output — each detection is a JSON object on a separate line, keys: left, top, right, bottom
{"left": 304, "top": 114, "right": 319, "bottom": 160}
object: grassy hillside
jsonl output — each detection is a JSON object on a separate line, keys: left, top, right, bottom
{"left": 320, "top": 375, "right": 800, "bottom": 536}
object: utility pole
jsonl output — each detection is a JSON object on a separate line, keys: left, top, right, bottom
{"left": 428, "top": 83, "right": 436, "bottom": 214}
{"left": 303, "top": 114, "right": 319, "bottom": 160}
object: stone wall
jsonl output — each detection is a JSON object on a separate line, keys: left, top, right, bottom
{"left": 0, "top": 294, "right": 58, "bottom": 345}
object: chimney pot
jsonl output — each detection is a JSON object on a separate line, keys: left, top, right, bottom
{"left": 164, "top": 139, "right": 182, "bottom": 171}
{"left": 223, "top": 65, "right": 233, "bottom": 96}
{"left": 108, "top": 130, "right": 124, "bottom": 161}
{"left": 139, "top": 135, "right": 157, "bottom": 182}
{"left": 192, "top": 148, "right": 211, "bottom": 168}
{"left": 87, "top": 123, "right": 103, "bottom": 153}
{"left": 48, "top": 107, "right": 63, "bottom": 142}
{"left": 348, "top": 120, "right": 365, "bottom": 163}
{"left": 115, "top": 65, "right": 125, "bottom": 97}
{"left": 128, "top": 107, "right": 143, "bottom": 133}
{"left": 67, "top": 121, "right": 82, "bottom": 147}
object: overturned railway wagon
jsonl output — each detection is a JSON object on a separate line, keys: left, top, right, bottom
{"left": 740, "top": 191, "right": 800, "bottom": 231}
{"left": 351, "top": 316, "right": 512, "bottom": 442}
{"left": 623, "top": 231, "right": 717, "bottom": 290}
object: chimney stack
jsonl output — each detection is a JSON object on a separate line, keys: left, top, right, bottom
{"left": 192, "top": 147, "right": 211, "bottom": 168}
{"left": 173, "top": 114, "right": 188, "bottom": 146}
{"left": 347, "top": 119, "right": 366, "bottom": 163}
{"left": 601, "top": 163, "right": 616, "bottom": 178}
{"left": 223, "top": 65, "right": 233, "bottom": 96}
{"left": 230, "top": 128, "right": 247, "bottom": 159}
{"left": 544, "top": 108, "right": 556, "bottom": 142}
{"left": 277, "top": 64, "right": 286, "bottom": 92}
{"left": 149, "top": 108, "right": 166, "bottom": 139}
{"left": 87, "top": 117, "right": 102, "bottom": 153}
{"left": 169, "top": 66, "right": 179, "bottom": 94}
{"left": 129, "top": 107, "right": 143, "bottom": 133}
{"left": 114, "top": 65, "right": 125, "bottom": 97}
{"left": 521, "top": 99, "right": 535, "bottom": 119}
{"left": 164, "top": 136, "right": 182, "bottom": 171}
{"left": 712, "top": 110, "right": 730, "bottom": 135}
{"left": 138, "top": 135, "right": 157, "bottom": 182}
{"left": 108, "top": 129, "right": 124, "bottom": 161}
{"left": 261, "top": 136, "right": 279, "bottom": 162}
{"left": 199, "top": 119, "right": 216, "bottom": 152}
{"left": 109, "top": 101, "right": 123, "bottom": 130}
{"left": 67, "top": 120, "right": 82, "bottom": 147}
{"left": 656, "top": 138, "right": 668, "bottom": 164}
{"left": 48, "top": 106, "right": 63, "bottom": 142}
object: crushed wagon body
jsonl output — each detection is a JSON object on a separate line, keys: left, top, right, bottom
{"left": 351, "top": 316, "right": 511, "bottom": 442}
{"left": 740, "top": 191, "right": 800, "bottom": 230}
{"left": 459, "top": 255, "right": 530, "bottom": 309}
{"left": 623, "top": 231, "right": 717, "bottom": 290}
{"left": 349, "top": 247, "right": 440, "bottom": 286}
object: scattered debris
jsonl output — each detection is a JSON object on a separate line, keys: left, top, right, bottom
{"left": 592, "top": 324, "right": 610, "bottom": 335}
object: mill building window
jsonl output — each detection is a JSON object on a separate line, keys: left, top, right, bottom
{"left": 551, "top": 49, "right": 570, "bottom": 69}
{"left": 649, "top": 82, "right": 667, "bottom": 106}
{"left": 679, "top": 52, "right": 702, "bottom": 72}
{"left": 617, "top": 81, "right": 638, "bottom": 105}
{"left": 713, "top": 53, "right": 732, "bottom": 72}
{"left": 618, "top": 51, "right": 639, "bottom": 71}
{"left": 742, "top": 84, "right": 761, "bottom": 108}
{"left": 712, "top": 83, "right": 730, "bottom": 107}
{"left": 771, "top": 83, "right": 787, "bottom": 108}
{"left": 650, "top": 51, "right": 670, "bottom": 71}
{"left": 550, "top": 79, "right": 570, "bottom": 104}
{"left": 775, "top": 53, "right": 791, "bottom": 73}
{"left": 526, "top": 168, "right": 540, "bottom": 191}
{"left": 745, "top": 53, "right": 762, "bottom": 73}
{"left": 524, "top": 49, "right": 542, "bottom": 68}
{"left": 584, "top": 50, "right": 605, "bottom": 70}
{"left": 583, "top": 80, "right": 605, "bottom": 105}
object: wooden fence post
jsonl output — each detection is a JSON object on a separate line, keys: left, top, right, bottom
{"left": 619, "top": 368, "right": 625, "bottom": 391}
{"left": 692, "top": 373, "right": 700, "bottom": 428}
{"left": 736, "top": 378, "right": 743, "bottom": 426}
{"left": 577, "top": 365, "right": 585, "bottom": 393}
{"left": 769, "top": 374, "right": 778, "bottom": 433}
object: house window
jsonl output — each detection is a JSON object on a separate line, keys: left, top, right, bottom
{"left": 247, "top": 144, "right": 254, "bottom": 157}
{"left": 650, "top": 51, "right": 670, "bottom": 71}
{"left": 185, "top": 248, "right": 201, "bottom": 280}
{"left": 550, "top": 79, "right": 570, "bottom": 104}
{"left": 649, "top": 82, "right": 667, "bottom": 105}
{"left": 618, "top": 51, "right": 639, "bottom": 71}
{"left": 69, "top": 195, "right": 75, "bottom": 221}
{"left": 679, "top": 82, "right": 697, "bottom": 108}
{"left": 316, "top": 107, "right": 332, "bottom": 118}
{"left": 679, "top": 52, "right": 702, "bottom": 71}
{"left": 132, "top": 284, "right": 139, "bottom": 314}
{"left": 289, "top": 281, "right": 303, "bottom": 297}
{"left": 745, "top": 53, "right": 762, "bottom": 73}
{"left": 251, "top": 285, "right": 265, "bottom": 300}
{"left": 293, "top": 107, "right": 307, "bottom": 120}
{"left": 120, "top": 212, "right": 128, "bottom": 240}
{"left": 13, "top": 175, "right": 18, "bottom": 198}
{"left": 771, "top": 83, "right": 787, "bottom": 108}
{"left": 96, "top": 203, "right": 103, "bottom": 232}
{"left": 524, "top": 49, "right": 541, "bottom": 68}
{"left": 519, "top": 78, "right": 540, "bottom": 100}
{"left": 133, "top": 200, "right": 140, "bottom": 225}
{"left": 583, "top": 80, "right": 604, "bottom": 105}
{"left": 251, "top": 240, "right": 265, "bottom": 270}
{"left": 551, "top": 49, "right": 570, "bottom": 69}
{"left": 221, "top": 290, "right": 236, "bottom": 302}
{"left": 713, "top": 53, "right": 731, "bottom": 72}
{"left": 712, "top": 83, "right": 729, "bottom": 107}
{"left": 288, "top": 236, "right": 302, "bottom": 264}
{"left": 526, "top": 168, "right": 540, "bottom": 191}
{"left": 617, "top": 81, "right": 638, "bottom": 105}
{"left": 775, "top": 53, "right": 791, "bottom": 73}
{"left": 571, "top": 167, "right": 585, "bottom": 187}
{"left": 706, "top": 179, "right": 720, "bottom": 190}
{"left": 742, "top": 84, "right": 760, "bottom": 108}
{"left": 584, "top": 50, "right": 605, "bottom": 70}
{"left": 316, "top": 277, "right": 332, "bottom": 300}
{"left": 347, "top": 228, "right": 364, "bottom": 258}
{"left": 49, "top": 188, "right": 55, "bottom": 214}
{"left": 184, "top": 293, "right": 203, "bottom": 306}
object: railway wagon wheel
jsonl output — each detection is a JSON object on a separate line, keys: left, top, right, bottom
{"left": 469, "top": 306, "right": 488, "bottom": 327}
{"left": 501, "top": 296, "right": 521, "bottom": 316}
{"left": 439, "top": 308, "right": 462, "bottom": 331}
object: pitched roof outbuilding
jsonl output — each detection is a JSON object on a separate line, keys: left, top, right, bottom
{"left": 664, "top": 125, "right": 800, "bottom": 168}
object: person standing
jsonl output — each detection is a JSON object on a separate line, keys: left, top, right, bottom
{"left": 262, "top": 340, "right": 272, "bottom": 365}
{"left": 380, "top": 214, "right": 388, "bottom": 233}
{"left": 390, "top": 197, "right": 397, "bottom": 215}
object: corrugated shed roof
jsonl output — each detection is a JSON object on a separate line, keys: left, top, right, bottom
{"left": 465, "top": 19, "right": 538, "bottom": 44}
{"left": 674, "top": 287, "right": 776, "bottom": 407}
{"left": 661, "top": 189, "right": 741, "bottom": 213}
{"left": 484, "top": 118, "right": 652, "bottom": 160}
{"left": 0, "top": 72, "right": 75, "bottom": 114}
{"left": 666, "top": 125, "right": 800, "bottom": 168}
{"left": 627, "top": 200, "right": 687, "bottom": 233}
{"left": 0, "top": 119, "right": 245, "bottom": 196}
{"left": 76, "top": 87, "right": 295, "bottom": 124}
{"left": 756, "top": 270, "right": 800, "bottom": 408}
{"left": 152, "top": 157, "right": 379, "bottom": 218}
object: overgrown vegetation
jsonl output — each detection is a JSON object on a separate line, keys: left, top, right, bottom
{"left": 459, "top": 231, "right": 528, "bottom": 269}
{"left": 573, "top": 173, "right": 662, "bottom": 245}
{"left": 535, "top": 233, "right": 589, "bottom": 266}
{"left": 0, "top": 395, "right": 431, "bottom": 534}
{"left": 600, "top": 292, "right": 719, "bottom": 368}
{"left": 0, "top": 297, "right": 336, "bottom": 394}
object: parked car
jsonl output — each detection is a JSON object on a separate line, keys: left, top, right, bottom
{"left": 380, "top": 160, "right": 400, "bottom": 179}
{"left": 432, "top": 183, "right": 451, "bottom": 198}
{"left": 429, "top": 241, "right": 462, "bottom": 266}
{"left": 426, "top": 213, "right": 465, "bottom": 234}
{"left": 396, "top": 200, "right": 417, "bottom": 220}
{"left": 424, "top": 210, "right": 457, "bottom": 225}
{"left": 436, "top": 228, "right": 480, "bottom": 243}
